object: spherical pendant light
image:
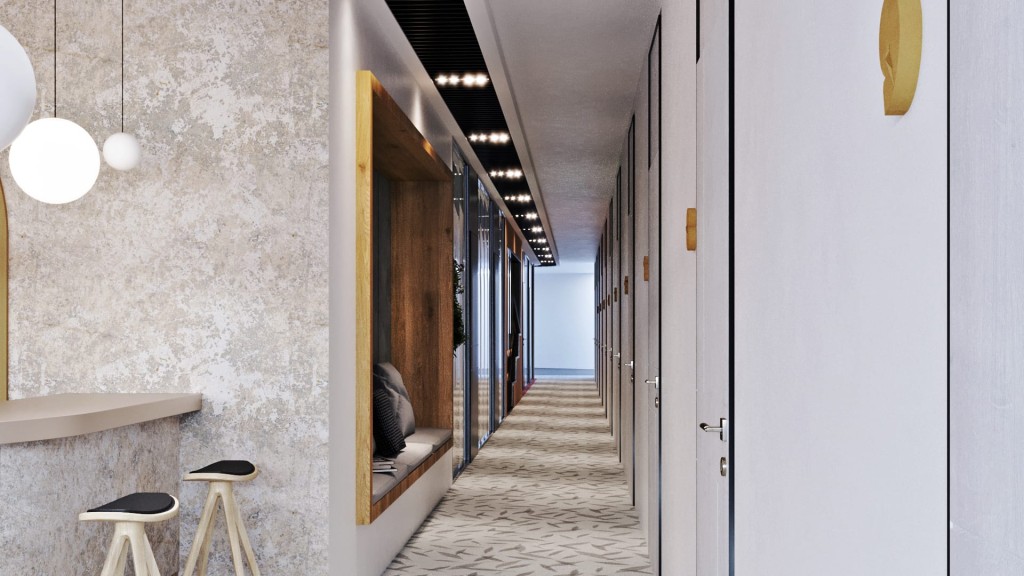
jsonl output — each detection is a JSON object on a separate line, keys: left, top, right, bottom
{"left": 0, "top": 25, "right": 37, "bottom": 152}
{"left": 103, "top": 132, "right": 141, "bottom": 171}
{"left": 9, "top": 118, "right": 100, "bottom": 204}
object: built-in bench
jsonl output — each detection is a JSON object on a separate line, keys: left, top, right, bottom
{"left": 371, "top": 428, "right": 453, "bottom": 504}
{"left": 355, "top": 71, "right": 454, "bottom": 525}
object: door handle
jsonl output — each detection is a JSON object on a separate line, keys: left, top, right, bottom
{"left": 613, "top": 353, "right": 621, "bottom": 359}
{"left": 699, "top": 418, "right": 729, "bottom": 442}
{"left": 626, "top": 361, "right": 634, "bottom": 369}
{"left": 644, "top": 377, "right": 660, "bottom": 389}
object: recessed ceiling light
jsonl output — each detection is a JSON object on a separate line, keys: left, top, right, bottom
{"left": 490, "top": 169, "right": 523, "bottom": 180}
{"left": 435, "top": 73, "right": 489, "bottom": 88}
{"left": 468, "top": 132, "right": 510, "bottom": 144}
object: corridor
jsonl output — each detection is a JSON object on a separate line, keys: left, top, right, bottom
{"left": 384, "top": 380, "right": 651, "bottom": 575}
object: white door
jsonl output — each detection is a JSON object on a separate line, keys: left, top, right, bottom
{"left": 950, "top": 1, "right": 1024, "bottom": 570}
{"left": 620, "top": 135, "right": 636, "bottom": 496}
{"left": 612, "top": 193, "right": 621, "bottom": 444}
{"left": 696, "top": 0, "right": 730, "bottom": 573}
{"left": 646, "top": 22, "right": 663, "bottom": 575}
{"left": 602, "top": 217, "right": 610, "bottom": 414}
{"left": 632, "top": 71, "right": 652, "bottom": 559}
{"left": 733, "top": 1, "right": 946, "bottom": 573}
{"left": 600, "top": 228, "right": 608, "bottom": 407}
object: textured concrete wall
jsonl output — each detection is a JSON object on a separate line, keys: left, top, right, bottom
{"left": 0, "top": 0, "right": 328, "bottom": 573}
{"left": 0, "top": 419, "right": 180, "bottom": 575}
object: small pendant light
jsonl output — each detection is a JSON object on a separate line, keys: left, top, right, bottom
{"left": 102, "top": 0, "right": 140, "bottom": 171}
{"left": 9, "top": 0, "right": 100, "bottom": 204}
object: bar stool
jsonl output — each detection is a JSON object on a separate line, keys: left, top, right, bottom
{"left": 182, "top": 460, "right": 261, "bottom": 576}
{"left": 79, "top": 492, "right": 179, "bottom": 576}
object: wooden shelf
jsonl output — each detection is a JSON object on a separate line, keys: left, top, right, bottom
{"left": 356, "top": 71, "right": 454, "bottom": 525}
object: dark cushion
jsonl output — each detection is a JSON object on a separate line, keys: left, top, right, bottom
{"left": 88, "top": 492, "right": 175, "bottom": 514}
{"left": 372, "top": 385, "right": 406, "bottom": 457}
{"left": 190, "top": 460, "right": 256, "bottom": 476}
{"left": 373, "top": 362, "right": 416, "bottom": 437}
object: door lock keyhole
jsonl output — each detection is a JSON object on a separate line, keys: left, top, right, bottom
{"left": 720, "top": 457, "right": 728, "bottom": 477}
{"left": 654, "top": 396, "right": 660, "bottom": 408}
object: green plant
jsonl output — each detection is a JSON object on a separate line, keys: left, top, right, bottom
{"left": 453, "top": 259, "right": 467, "bottom": 354}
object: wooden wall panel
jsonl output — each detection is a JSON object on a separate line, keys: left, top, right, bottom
{"left": 390, "top": 181, "right": 454, "bottom": 431}
{"left": 355, "top": 71, "right": 375, "bottom": 526}
{"left": 373, "top": 176, "right": 392, "bottom": 364}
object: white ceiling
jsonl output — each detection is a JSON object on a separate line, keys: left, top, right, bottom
{"left": 467, "top": 0, "right": 661, "bottom": 267}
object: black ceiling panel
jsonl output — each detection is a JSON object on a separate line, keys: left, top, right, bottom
{"left": 385, "top": 0, "right": 554, "bottom": 266}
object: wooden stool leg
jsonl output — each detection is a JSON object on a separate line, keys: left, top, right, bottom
{"left": 220, "top": 484, "right": 246, "bottom": 576}
{"left": 143, "top": 533, "right": 161, "bottom": 576}
{"left": 183, "top": 487, "right": 219, "bottom": 576}
{"left": 127, "top": 523, "right": 150, "bottom": 576}
{"left": 197, "top": 495, "right": 219, "bottom": 576}
{"left": 234, "top": 505, "right": 261, "bottom": 576}
{"left": 113, "top": 536, "right": 130, "bottom": 576}
{"left": 98, "top": 533, "right": 127, "bottom": 576}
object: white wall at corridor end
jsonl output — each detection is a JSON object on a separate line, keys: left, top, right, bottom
{"left": 534, "top": 269, "right": 595, "bottom": 371}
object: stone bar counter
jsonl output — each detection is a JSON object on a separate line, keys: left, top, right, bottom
{"left": 0, "top": 393, "right": 201, "bottom": 573}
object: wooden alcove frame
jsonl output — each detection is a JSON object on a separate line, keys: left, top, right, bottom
{"left": 355, "top": 71, "right": 454, "bottom": 525}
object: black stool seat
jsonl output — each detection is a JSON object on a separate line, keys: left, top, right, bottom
{"left": 88, "top": 492, "right": 176, "bottom": 515}
{"left": 190, "top": 460, "right": 256, "bottom": 476}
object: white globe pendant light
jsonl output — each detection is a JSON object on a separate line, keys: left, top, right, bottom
{"left": 103, "top": 0, "right": 141, "bottom": 172}
{"left": 103, "top": 132, "right": 140, "bottom": 171}
{"left": 9, "top": 118, "right": 100, "bottom": 204}
{"left": 0, "top": 24, "right": 37, "bottom": 151}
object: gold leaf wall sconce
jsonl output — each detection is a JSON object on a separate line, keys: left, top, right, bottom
{"left": 879, "top": 0, "right": 922, "bottom": 115}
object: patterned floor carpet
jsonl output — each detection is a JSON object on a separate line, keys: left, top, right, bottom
{"left": 384, "top": 380, "right": 652, "bottom": 575}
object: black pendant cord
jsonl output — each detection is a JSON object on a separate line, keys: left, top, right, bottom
{"left": 120, "top": 0, "right": 124, "bottom": 133}
{"left": 53, "top": 0, "right": 57, "bottom": 118}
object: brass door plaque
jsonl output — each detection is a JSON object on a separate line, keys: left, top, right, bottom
{"left": 686, "top": 208, "right": 697, "bottom": 251}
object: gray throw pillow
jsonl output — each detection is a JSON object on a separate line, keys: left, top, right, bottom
{"left": 373, "top": 362, "right": 416, "bottom": 437}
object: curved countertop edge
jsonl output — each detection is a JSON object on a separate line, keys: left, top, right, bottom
{"left": 0, "top": 393, "right": 202, "bottom": 445}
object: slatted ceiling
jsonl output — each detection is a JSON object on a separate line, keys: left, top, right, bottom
{"left": 385, "top": 0, "right": 555, "bottom": 266}
{"left": 386, "top": 2, "right": 488, "bottom": 70}
{"left": 472, "top": 148, "right": 518, "bottom": 168}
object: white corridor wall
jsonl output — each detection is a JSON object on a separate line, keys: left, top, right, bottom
{"left": 534, "top": 269, "right": 595, "bottom": 372}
